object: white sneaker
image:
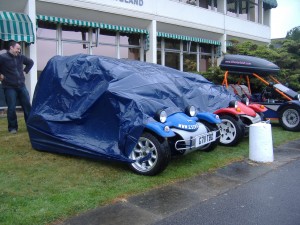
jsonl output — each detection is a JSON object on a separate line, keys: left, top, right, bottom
{"left": 9, "top": 129, "right": 17, "bottom": 134}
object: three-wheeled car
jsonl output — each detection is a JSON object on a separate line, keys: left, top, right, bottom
{"left": 220, "top": 54, "right": 300, "bottom": 131}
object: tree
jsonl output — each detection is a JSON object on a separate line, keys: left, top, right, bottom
{"left": 286, "top": 26, "right": 300, "bottom": 41}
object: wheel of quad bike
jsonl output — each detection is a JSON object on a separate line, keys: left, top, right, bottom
{"left": 129, "top": 132, "right": 171, "bottom": 176}
{"left": 200, "top": 121, "right": 220, "bottom": 152}
{"left": 279, "top": 105, "right": 300, "bottom": 132}
{"left": 217, "top": 115, "right": 245, "bottom": 146}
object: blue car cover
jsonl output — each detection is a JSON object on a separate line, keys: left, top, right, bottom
{"left": 27, "top": 54, "right": 236, "bottom": 163}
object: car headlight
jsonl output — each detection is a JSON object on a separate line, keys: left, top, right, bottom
{"left": 241, "top": 97, "right": 249, "bottom": 106}
{"left": 297, "top": 94, "right": 300, "bottom": 101}
{"left": 186, "top": 105, "right": 197, "bottom": 117}
{"left": 156, "top": 110, "right": 167, "bottom": 123}
{"left": 229, "top": 100, "right": 238, "bottom": 109}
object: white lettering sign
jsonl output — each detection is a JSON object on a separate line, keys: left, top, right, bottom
{"left": 115, "top": 0, "right": 144, "bottom": 6}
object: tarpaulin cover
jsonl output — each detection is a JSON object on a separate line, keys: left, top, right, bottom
{"left": 27, "top": 54, "right": 236, "bottom": 163}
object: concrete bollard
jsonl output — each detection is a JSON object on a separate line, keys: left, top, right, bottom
{"left": 249, "top": 123, "right": 274, "bottom": 163}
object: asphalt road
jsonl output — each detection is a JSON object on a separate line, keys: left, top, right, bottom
{"left": 153, "top": 158, "right": 300, "bottom": 225}
{"left": 61, "top": 139, "right": 300, "bottom": 225}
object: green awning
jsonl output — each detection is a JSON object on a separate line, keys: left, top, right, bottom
{"left": 0, "top": 11, "right": 35, "bottom": 43}
{"left": 100, "top": 23, "right": 148, "bottom": 34}
{"left": 37, "top": 15, "right": 100, "bottom": 28}
{"left": 157, "top": 32, "right": 221, "bottom": 46}
{"left": 37, "top": 15, "right": 148, "bottom": 34}
{"left": 263, "top": 0, "right": 277, "bottom": 9}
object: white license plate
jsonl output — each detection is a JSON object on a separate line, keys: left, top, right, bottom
{"left": 195, "top": 132, "right": 216, "bottom": 147}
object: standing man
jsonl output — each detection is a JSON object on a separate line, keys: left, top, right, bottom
{"left": 0, "top": 41, "right": 34, "bottom": 134}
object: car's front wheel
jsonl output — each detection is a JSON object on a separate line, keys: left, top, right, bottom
{"left": 129, "top": 132, "right": 171, "bottom": 176}
{"left": 218, "top": 115, "right": 245, "bottom": 146}
{"left": 279, "top": 106, "right": 300, "bottom": 131}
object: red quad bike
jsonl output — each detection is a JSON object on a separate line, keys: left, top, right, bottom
{"left": 220, "top": 54, "right": 300, "bottom": 132}
{"left": 214, "top": 99, "right": 267, "bottom": 146}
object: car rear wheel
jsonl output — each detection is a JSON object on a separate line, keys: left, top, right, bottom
{"left": 218, "top": 115, "right": 245, "bottom": 146}
{"left": 129, "top": 132, "right": 171, "bottom": 176}
{"left": 279, "top": 106, "right": 300, "bottom": 131}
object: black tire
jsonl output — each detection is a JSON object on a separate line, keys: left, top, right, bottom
{"left": 279, "top": 105, "right": 300, "bottom": 131}
{"left": 129, "top": 132, "right": 171, "bottom": 176}
{"left": 217, "top": 115, "right": 245, "bottom": 146}
{"left": 200, "top": 121, "right": 220, "bottom": 152}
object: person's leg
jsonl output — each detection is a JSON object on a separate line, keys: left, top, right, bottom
{"left": 17, "top": 86, "right": 31, "bottom": 122}
{"left": 4, "top": 88, "right": 18, "bottom": 132}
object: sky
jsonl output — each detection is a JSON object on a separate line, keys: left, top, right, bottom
{"left": 271, "top": 0, "right": 300, "bottom": 38}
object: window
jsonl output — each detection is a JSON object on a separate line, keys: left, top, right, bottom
{"left": 36, "top": 20, "right": 145, "bottom": 72}
{"left": 157, "top": 37, "right": 215, "bottom": 72}
{"left": 120, "top": 33, "right": 141, "bottom": 60}
{"left": 199, "top": 55, "right": 211, "bottom": 72}
{"left": 61, "top": 26, "right": 90, "bottom": 55}
{"left": 92, "top": 45, "right": 116, "bottom": 57}
{"left": 183, "top": 53, "right": 197, "bottom": 72}
{"left": 165, "top": 52, "right": 180, "bottom": 70}
{"left": 227, "top": 0, "right": 237, "bottom": 17}
{"left": 36, "top": 39, "right": 56, "bottom": 72}
{"left": 249, "top": 0, "right": 259, "bottom": 22}
{"left": 36, "top": 23, "right": 57, "bottom": 73}
{"left": 227, "top": 0, "right": 262, "bottom": 22}
{"left": 36, "top": 27, "right": 56, "bottom": 39}
{"left": 165, "top": 39, "right": 180, "bottom": 50}
{"left": 239, "top": 0, "right": 249, "bottom": 20}
{"left": 62, "top": 42, "right": 89, "bottom": 56}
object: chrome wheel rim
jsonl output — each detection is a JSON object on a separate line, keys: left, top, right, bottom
{"left": 218, "top": 119, "right": 237, "bottom": 144}
{"left": 129, "top": 137, "right": 158, "bottom": 173}
{"left": 282, "top": 109, "right": 299, "bottom": 128}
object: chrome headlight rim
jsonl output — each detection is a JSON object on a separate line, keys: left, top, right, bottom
{"left": 185, "top": 105, "right": 197, "bottom": 117}
{"left": 156, "top": 109, "right": 167, "bottom": 123}
{"left": 241, "top": 97, "right": 250, "bottom": 106}
{"left": 229, "top": 100, "right": 238, "bottom": 109}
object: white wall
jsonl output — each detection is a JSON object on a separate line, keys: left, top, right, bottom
{"left": 37, "top": 0, "right": 271, "bottom": 42}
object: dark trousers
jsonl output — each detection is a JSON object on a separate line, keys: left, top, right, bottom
{"left": 4, "top": 86, "right": 31, "bottom": 131}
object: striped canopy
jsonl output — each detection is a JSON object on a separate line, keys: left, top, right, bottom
{"left": 37, "top": 14, "right": 148, "bottom": 34}
{"left": 0, "top": 11, "right": 35, "bottom": 43}
{"left": 37, "top": 15, "right": 100, "bottom": 28}
{"left": 157, "top": 31, "right": 221, "bottom": 46}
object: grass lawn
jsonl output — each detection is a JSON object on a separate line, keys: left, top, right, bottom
{"left": 0, "top": 115, "right": 299, "bottom": 225}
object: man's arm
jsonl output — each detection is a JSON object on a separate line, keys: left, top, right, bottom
{"left": 0, "top": 55, "right": 4, "bottom": 81}
{"left": 22, "top": 55, "right": 34, "bottom": 73}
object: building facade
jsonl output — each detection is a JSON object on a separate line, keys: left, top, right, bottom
{"left": 0, "top": 0, "right": 277, "bottom": 100}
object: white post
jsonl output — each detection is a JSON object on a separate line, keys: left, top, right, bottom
{"left": 25, "top": 0, "right": 37, "bottom": 102}
{"left": 146, "top": 20, "right": 157, "bottom": 64}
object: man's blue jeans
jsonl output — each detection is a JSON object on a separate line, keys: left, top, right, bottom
{"left": 4, "top": 86, "right": 31, "bottom": 132}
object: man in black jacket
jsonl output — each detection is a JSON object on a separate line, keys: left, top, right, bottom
{"left": 0, "top": 41, "right": 34, "bottom": 134}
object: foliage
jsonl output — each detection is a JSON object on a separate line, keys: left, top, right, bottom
{"left": 200, "top": 66, "right": 224, "bottom": 84}
{"left": 223, "top": 29, "right": 300, "bottom": 92}
{"left": 286, "top": 26, "right": 300, "bottom": 41}
{"left": 184, "top": 58, "right": 197, "bottom": 72}
{"left": 183, "top": 26, "right": 300, "bottom": 92}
